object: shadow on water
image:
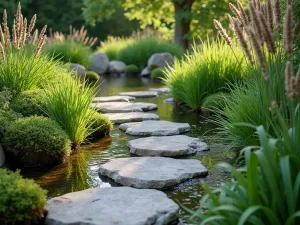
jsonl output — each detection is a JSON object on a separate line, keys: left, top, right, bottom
{"left": 20, "top": 74, "right": 238, "bottom": 218}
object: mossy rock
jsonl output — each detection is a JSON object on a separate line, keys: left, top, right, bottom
{"left": 202, "top": 92, "right": 231, "bottom": 112}
{"left": 124, "top": 64, "right": 139, "bottom": 74}
{"left": 0, "top": 109, "right": 22, "bottom": 142}
{"left": 150, "top": 67, "right": 166, "bottom": 80}
{"left": 89, "top": 111, "right": 113, "bottom": 139}
{"left": 85, "top": 71, "right": 100, "bottom": 83}
{"left": 0, "top": 169, "right": 47, "bottom": 224}
{"left": 3, "top": 116, "right": 71, "bottom": 167}
{"left": 10, "top": 89, "right": 46, "bottom": 117}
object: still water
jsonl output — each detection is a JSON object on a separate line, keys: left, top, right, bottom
{"left": 21, "top": 75, "right": 237, "bottom": 220}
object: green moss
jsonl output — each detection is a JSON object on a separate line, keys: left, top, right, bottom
{"left": 125, "top": 64, "right": 140, "bottom": 74}
{"left": 10, "top": 89, "right": 46, "bottom": 117}
{"left": 150, "top": 67, "right": 166, "bottom": 80}
{"left": 85, "top": 71, "right": 100, "bottom": 83}
{"left": 202, "top": 92, "right": 231, "bottom": 112}
{"left": 89, "top": 111, "right": 113, "bottom": 139}
{"left": 3, "top": 116, "right": 71, "bottom": 167}
{"left": 0, "top": 169, "right": 47, "bottom": 224}
{"left": 0, "top": 109, "right": 22, "bottom": 142}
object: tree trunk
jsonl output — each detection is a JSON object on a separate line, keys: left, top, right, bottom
{"left": 173, "top": 0, "right": 194, "bottom": 49}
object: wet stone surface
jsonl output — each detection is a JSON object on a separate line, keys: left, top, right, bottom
{"left": 106, "top": 112, "right": 159, "bottom": 124}
{"left": 91, "top": 102, "right": 158, "bottom": 113}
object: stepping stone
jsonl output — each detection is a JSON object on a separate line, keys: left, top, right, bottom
{"left": 129, "top": 135, "right": 209, "bottom": 157}
{"left": 93, "top": 96, "right": 135, "bottom": 103}
{"left": 164, "top": 98, "right": 175, "bottom": 104}
{"left": 99, "top": 157, "right": 208, "bottom": 189}
{"left": 106, "top": 112, "right": 159, "bottom": 124}
{"left": 46, "top": 187, "right": 179, "bottom": 225}
{"left": 119, "top": 91, "right": 158, "bottom": 98}
{"left": 119, "top": 120, "right": 190, "bottom": 136}
{"left": 91, "top": 102, "right": 157, "bottom": 113}
{"left": 149, "top": 87, "right": 170, "bottom": 93}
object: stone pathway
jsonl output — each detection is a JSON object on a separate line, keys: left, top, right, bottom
{"left": 98, "top": 157, "right": 208, "bottom": 189}
{"left": 93, "top": 96, "right": 135, "bottom": 103}
{"left": 149, "top": 87, "right": 170, "bottom": 93}
{"left": 119, "top": 91, "right": 158, "bottom": 98}
{"left": 91, "top": 102, "right": 157, "bottom": 113}
{"left": 106, "top": 112, "right": 159, "bottom": 124}
{"left": 119, "top": 120, "right": 191, "bottom": 136}
{"left": 46, "top": 187, "right": 179, "bottom": 225}
{"left": 129, "top": 135, "right": 209, "bottom": 157}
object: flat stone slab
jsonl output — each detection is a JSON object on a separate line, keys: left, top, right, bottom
{"left": 119, "top": 120, "right": 190, "bottom": 136}
{"left": 119, "top": 91, "right": 158, "bottom": 98}
{"left": 106, "top": 112, "right": 159, "bottom": 124}
{"left": 91, "top": 102, "right": 157, "bottom": 113}
{"left": 129, "top": 135, "right": 209, "bottom": 157}
{"left": 99, "top": 157, "right": 208, "bottom": 189}
{"left": 46, "top": 187, "right": 179, "bottom": 225}
{"left": 93, "top": 96, "right": 135, "bottom": 103}
{"left": 164, "top": 98, "right": 175, "bottom": 104}
{"left": 149, "top": 87, "right": 170, "bottom": 93}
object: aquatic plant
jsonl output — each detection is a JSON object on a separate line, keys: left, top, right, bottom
{"left": 88, "top": 111, "right": 113, "bottom": 139}
{"left": 3, "top": 116, "right": 71, "bottom": 167}
{"left": 164, "top": 39, "right": 246, "bottom": 111}
{"left": 0, "top": 169, "right": 47, "bottom": 224}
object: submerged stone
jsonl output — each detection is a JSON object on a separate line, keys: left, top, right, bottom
{"left": 92, "top": 96, "right": 135, "bottom": 103}
{"left": 106, "top": 112, "right": 159, "bottom": 124}
{"left": 119, "top": 120, "right": 190, "bottom": 136}
{"left": 118, "top": 91, "right": 158, "bottom": 98}
{"left": 46, "top": 187, "right": 179, "bottom": 225}
{"left": 91, "top": 102, "right": 157, "bottom": 113}
{"left": 129, "top": 135, "right": 209, "bottom": 157}
{"left": 149, "top": 87, "right": 170, "bottom": 93}
{"left": 99, "top": 157, "right": 208, "bottom": 189}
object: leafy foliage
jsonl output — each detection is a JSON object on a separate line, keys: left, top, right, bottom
{"left": 0, "top": 169, "right": 47, "bottom": 224}
{"left": 0, "top": 109, "right": 21, "bottom": 142}
{"left": 10, "top": 89, "right": 46, "bottom": 117}
{"left": 88, "top": 111, "right": 113, "bottom": 139}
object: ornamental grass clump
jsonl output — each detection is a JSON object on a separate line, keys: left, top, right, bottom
{"left": 43, "top": 76, "right": 98, "bottom": 149}
{"left": 0, "top": 169, "right": 47, "bottom": 224}
{"left": 189, "top": 1, "right": 300, "bottom": 224}
{"left": 164, "top": 39, "right": 246, "bottom": 111}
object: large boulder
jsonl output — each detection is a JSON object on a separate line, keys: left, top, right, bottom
{"left": 148, "top": 53, "right": 174, "bottom": 70}
{"left": 0, "top": 144, "right": 5, "bottom": 167}
{"left": 90, "top": 53, "right": 109, "bottom": 74}
{"left": 108, "top": 60, "right": 126, "bottom": 73}
{"left": 69, "top": 63, "right": 86, "bottom": 81}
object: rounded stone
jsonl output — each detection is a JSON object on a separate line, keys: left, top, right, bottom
{"left": 99, "top": 157, "right": 208, "bottom": 189}
{"left": 119, "top": 120, "right": 190, "bottom": 136}
{"left": 108, "top": 60, "right": 126, "bottom": 73}
{"left": 46, "top": 187, "right": 179, "bottom": 225}
{"left": 91, "top": 102, "right": 157, "bottom": 113}
{"left": 106, "top": 112, "right": 159, "bottom": 124}
{"left": 149, "top": 87, "right": 170, "bottom": 93}
{"left": 89, "top": 53, "right": 109, "bottom": 74}
{"left": 93, "top": 96, "right": 136, "bottom": 103}
{"left": 69, "top": 63, "right": 86, "bottom": 82}
{"left": 119, "top": 91, "right": 158, "bottom": 98}
{"left": 129, "top": 135, "right": 209, "bottom": 157}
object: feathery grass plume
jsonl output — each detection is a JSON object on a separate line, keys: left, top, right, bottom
{"left": 0, "top": 43, "right": 6, "bottom": 63}
{"left": 274, "top": 0, "right": 281, "bottom": 32}
{"left": 228, "top": 15, "right": 238, "bottom": 38}
{"left": 285, "top": 60, "right": 295, "bottom": 99}
{"left": 249, "top": 1, "right": 264, "bottom": 43}
{"left": 283, "top": 5, "right": 294, "bottom": 56}
{"left": 232, "top": 18, "right": 253, "bottom": 64}
{"left": 28, "top": 14, "right": 36, "bottom": 36}
{"left": 259, "top": 12, "right": 276, "bottom": 53}
{"left": 295, "top": 68, "right": 300, "bottom": 94}
{"left": 229, "top": 3, "right": 244, "bottom": 25}
{"left": 248, "top": 27, "right": 269, "bottom": 80}
{"left": 34, "top": 35, "right": 45, "bottom": 56}
{"left": 266, "top": 0, "right": 274, "bottom": 32}
{"left": 213, "top": 19, "right": 232, "bottom": 47}
{"left": 21, "top": 18, "right": 27, "bottom": 47}
{"left": 38, "top": 25, "right": 47, "bottom": 42}
{"left": 294, "top": 21, "right": 300, "bottom": 35}
{"left": 0, "top": 25, "right": 5, "bottom": 45}
{"left": 268, "top": 100, "right": 278, "bottom": 112}
{"left": 15, "top": 3, "right": 21, "bottom": 38}
{"left": 31, "top": 29, "right": 38, "bottom": 44}
{"left": 12, "top": 24, "right": 17, "bottom": 47}
{"left": 237, "top": 1, "right": 248, "bottom": 26}
{"left": 3, "top": 9, "right": 11, "bottom": 47}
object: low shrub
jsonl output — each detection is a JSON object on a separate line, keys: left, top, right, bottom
{"left": 0, "top": 90, "right": 13, "bottom": 110}
{"left": 44, "top": 41, "right": 92, "bottom": 67}
{"left": 0, "top": 169, "right": 47, "bottom": 224}
{"left": 0, "top": 109, "right": 21, "bottom": 142}
{"left": 3, "top": 116, "right": 71, "bottom": 167}
{"left": 43, "top": 76, "right": 98, "bottom": 149}
{"left": 88, "top": 111, "right": 113, "bottom": 139}
{"left": 150, "top": 67, "right": 166, "bottom": 80}
{"left": 201, "top": 92, "right": 231, "bottom": 112}
{"left": 117, "top": 38, "right": 184, "bottom": 69}
{"left": 164, "top": 39, "right": 246, "bottom": 111}
{"left": 10, "top": 89, "right": 46, "bottom": 117}
{"left": 85, "top": 71, "right": 100, "bottom": 83}
{"left": 124, "top": 64, "right": 140, "bottom": 74}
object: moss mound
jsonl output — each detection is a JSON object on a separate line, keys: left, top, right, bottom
{"left": 85, "top": 71, "right": 100, "bottom": 83}
{"left": 89, "top": 112, "right": 113, "bottom": 139}
{"left": 10, "top": 89, "right": 46, "bottom": 116}
{"left": 125, "top": 64, "right": 139, "bottom": 74}
{"left": 0, "top": 109, "right": 22, "bottom": 142}
{"left": 0, "top": 169, "right": 47, "bottom": 225}
{"left": 150, "top": 67, "right": 166, "bottom": 80}
{"left": 3, "top": 116, "right": 71, "bottom": 167}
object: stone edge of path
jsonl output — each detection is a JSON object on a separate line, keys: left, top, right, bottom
{"left": 118, "top": 91, "right": 158, "bottom": 98}
{"left": 93, "top": 96, "right": 136, "bottom": 103}
{"left": 105, "top": 112, "right": 160, "bottom": 124}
